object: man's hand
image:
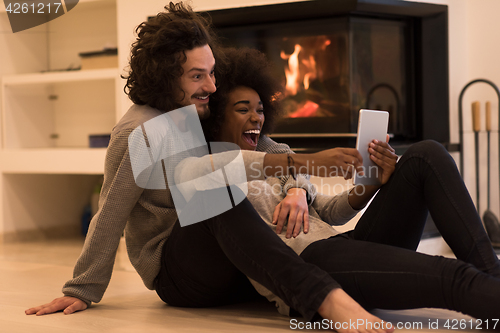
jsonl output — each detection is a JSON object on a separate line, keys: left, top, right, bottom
{"left": 25, "top": 296, "right": 88, "bottom": 316}
{"left": 272, "top": 188, "right": 309, "bottom": 238}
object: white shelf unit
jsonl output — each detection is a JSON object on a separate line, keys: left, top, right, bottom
{"left": 1, "top": 149, "right": 107, "bottom": 174}
{"left": 2, "top": 68, "right": 119, "bottom": 153}
{"left": 2, "top": 68, "right": 118, "bottom": 85}
{"left": 0, "top": 0, "right": 119, "bottom": 238}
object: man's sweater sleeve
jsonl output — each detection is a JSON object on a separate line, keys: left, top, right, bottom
{"left": 174, "top": 149, "right": 267, "bottom": 187}
{"left": 62, "top": 129, "right": 144, "bottom": 306}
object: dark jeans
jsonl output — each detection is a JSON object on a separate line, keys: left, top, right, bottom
{"left": 155, "top": 187, "right": 338, "bottom": 321}
{"left": 156, "top": 140, "right": 500, "bottom": 320}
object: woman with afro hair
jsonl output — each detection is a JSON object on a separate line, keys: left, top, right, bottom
{"left": 205, "top": 47, "right": 500, "bottom": 327}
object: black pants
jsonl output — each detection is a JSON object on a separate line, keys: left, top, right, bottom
{"left": 156, "top": 140, "right": 500, "bottom": 320}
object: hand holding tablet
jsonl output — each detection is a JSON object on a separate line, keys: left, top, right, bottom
{"left": 354, "top": 109, "right": 389, "bottom": 186}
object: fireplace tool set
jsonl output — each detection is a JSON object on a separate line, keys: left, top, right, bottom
{"left": 459, "top": 79, "right": 500, "bottom": 247}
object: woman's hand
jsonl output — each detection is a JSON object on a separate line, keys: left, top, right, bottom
{"left": 368, "top": 136, "right": 398, "bottom": 185}
{"left": 25, "top": 296, "right": 88, "bottom": 316}
{"left": 348, "top": 136, "right": 398, "bottom": 210}
{"left": 272, "top": 188, "right": 309, "bottom": 238}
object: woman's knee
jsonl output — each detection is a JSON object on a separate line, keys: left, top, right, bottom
{"left": 403, "top": 140, "right": 451, "bottom": 163}
{"left": 406, "top": 140, "right": 446, "bottom": 155}
{"left": 394, "top": 139, "right": 459, "bottom": 180}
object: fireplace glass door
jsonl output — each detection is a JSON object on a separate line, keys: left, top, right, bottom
{"left": 217, "top": 15, "right": 412, "bottom": 140}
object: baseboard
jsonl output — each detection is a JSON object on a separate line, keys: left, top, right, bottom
{"left": 0, "top": 225, "right": 81, "bottom": 243}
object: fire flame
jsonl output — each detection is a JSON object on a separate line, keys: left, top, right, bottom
{"left": 280, "top": 43, "right": 320, "bottom": 95}
{"left": 280, "top": 44, "right": 302, "bottom": 96}
{"left": 281, "top": 38, "right": 331, "bottom": 117}
{"left": 302, "top": 55, "right": 316, "bottom": 90}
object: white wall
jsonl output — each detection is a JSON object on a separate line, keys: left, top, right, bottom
{"left": 409, "top": 0, "right": 500, "bottom": 219}
{"left": 464, "top": 0, "right": 500, "bottom": 218}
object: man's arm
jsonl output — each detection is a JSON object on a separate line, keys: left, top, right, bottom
{"left": 26, "top": 129, "right": 144, "bottom": 315}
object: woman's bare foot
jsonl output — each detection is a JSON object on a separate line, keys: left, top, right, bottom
{"left": 318, "top": 288, "right": 395, "bottom": 333}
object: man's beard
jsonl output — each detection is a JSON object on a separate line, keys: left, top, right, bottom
{"left": 197, "top": 104, "right": 210, "bottom": 119}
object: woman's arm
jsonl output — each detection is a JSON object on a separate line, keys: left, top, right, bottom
{"left": 260, "top": 138, "right": 364, "bottom": 236}
{"left": 257, "top": 136, "right": 316, "bottom": 238}
{"left": 257, "top": 135, "right": 317, "bottom": 201}
{"left": 313, "top": 191, "right": 360, "bottom": 226}
{"left": 174, "top": 143, "right": 364, "bottom": 186}
{"left": 312, "top": 139, "right": 398, "bottom": 225}
{"left": 262, "top": 147, "right": 364, "bottom": 178}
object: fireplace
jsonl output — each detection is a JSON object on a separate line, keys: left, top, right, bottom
{"left": 204, "top": 0, "right": 450, "bottom": 155}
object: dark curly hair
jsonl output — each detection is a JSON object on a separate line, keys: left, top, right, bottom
{"left": 122, "top": 2, "right": 226, "bottom": 112}
{"left": 203, "top": 47, "right": 284, "bottom": 141}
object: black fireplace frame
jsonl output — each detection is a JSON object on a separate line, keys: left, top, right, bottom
{"left": 204, "top": 0, "right": 449, "bottom": 154}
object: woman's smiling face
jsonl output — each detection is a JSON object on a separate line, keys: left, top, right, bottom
{"left": 218, "top": 86, "right": 265, "bottom": 151}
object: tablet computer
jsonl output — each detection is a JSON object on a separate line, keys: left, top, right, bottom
{"left": 354, "top": 109, "right": 389, "bottom": 186}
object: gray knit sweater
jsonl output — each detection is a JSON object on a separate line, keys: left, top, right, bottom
{"left": 62, "top": 104, "right": 316, "bottom": 306}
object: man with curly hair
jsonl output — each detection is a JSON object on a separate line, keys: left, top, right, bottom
{"left": 26, "top": 3, "right": 394, "bottom": 332}
{"left": 122, "top": 2, "right": 221, "bottom": 118}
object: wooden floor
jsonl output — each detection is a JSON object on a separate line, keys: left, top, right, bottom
{"left": 0, "top": 238, "right": 493, "bottom": 332}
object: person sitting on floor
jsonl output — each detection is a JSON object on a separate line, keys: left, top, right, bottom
{"left": 204, "top": 46, "right": 500, "bottom": 324}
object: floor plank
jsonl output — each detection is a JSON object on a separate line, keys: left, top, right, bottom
{"left": 0, "top": 238, "right": 489, "bottom": 332}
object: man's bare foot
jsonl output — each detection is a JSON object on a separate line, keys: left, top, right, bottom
{"left": 318, "top": 288, "right": 395, "bottom": 333}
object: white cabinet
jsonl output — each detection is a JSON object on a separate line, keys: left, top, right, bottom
{"left": 0, "top": 0, "right": 120, "bottom": 238}
{"left": 2, "top": 69, "right": 118, "bottom": 149}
